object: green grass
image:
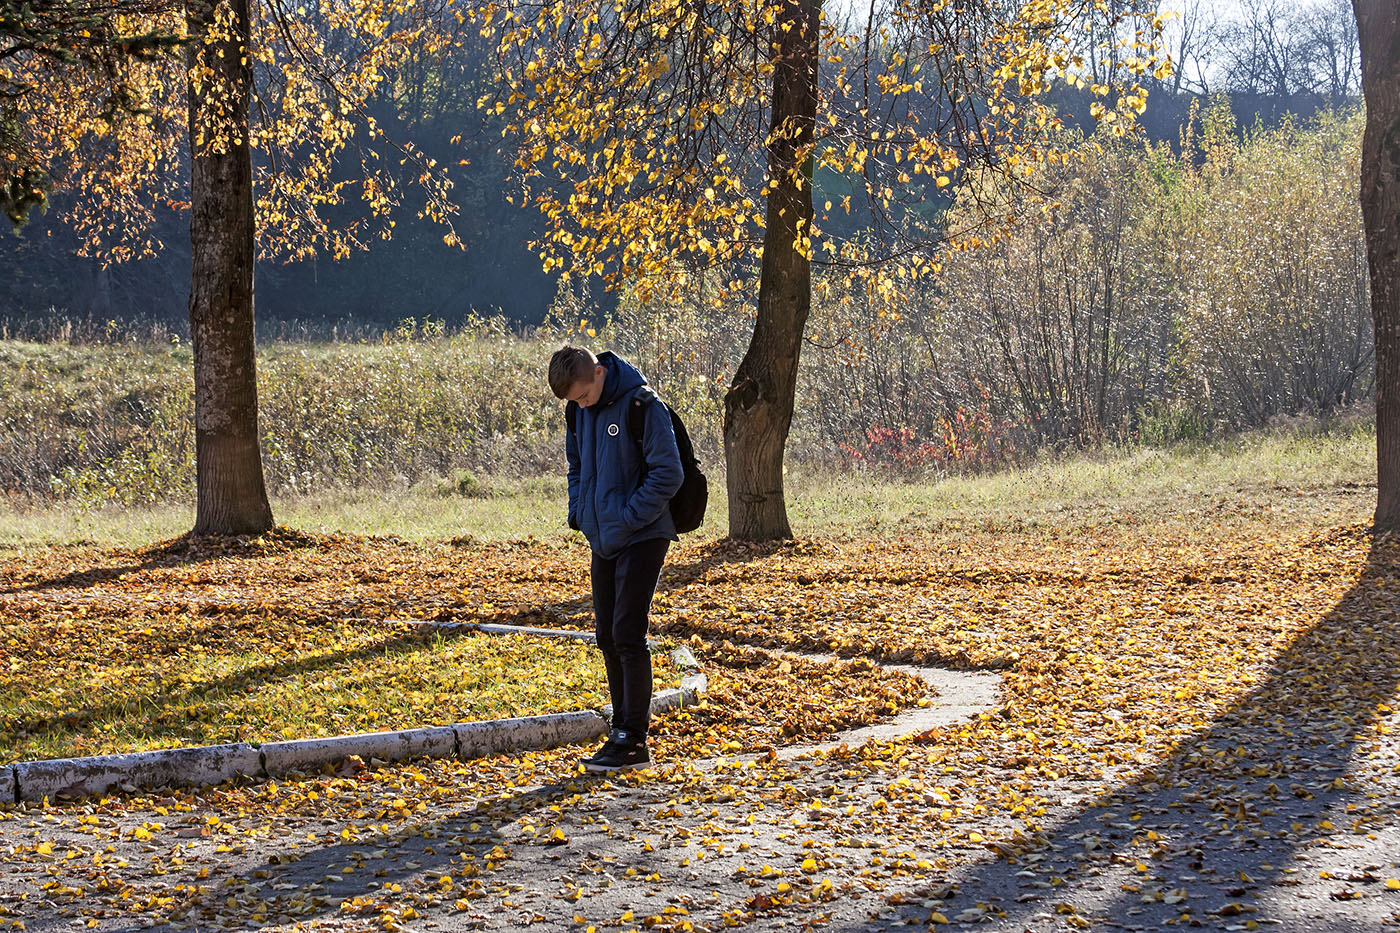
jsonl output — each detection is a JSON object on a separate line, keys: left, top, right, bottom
{"left": 1, "top": 612, "right": 679, "bottom": 763}
{"left": 0, "top": 475, "right": 570, "bottom": 546}
{"left": 0, "top": 422, "right": 1374, "bottom": 548}
{"left": 787, "top": 422, "right": 1375, "bottom": 536}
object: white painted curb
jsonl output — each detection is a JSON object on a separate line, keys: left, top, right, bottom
{"left": 455, "top": 710, "right": 608, "bottom": 759}
{"left": 384, "top": 619, "right": 658, "bottom": 650}
{"left": 1, "top": 627, "right": 706, "bottom": 804}
{"left": 440, "top": 621, "right": 597, "bottom": 643}
{"left": 13, "top": 743, "right": 262, "bottom": 804}
{"left": 262, "top": 725, "right": 458, "bottom": 777}
{"left": 605, "top": 672, "right": 707, "bottom": 724}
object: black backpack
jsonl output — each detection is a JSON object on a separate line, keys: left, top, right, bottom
{"left": 567, "top": 390, "right": 708, "bottom": 533}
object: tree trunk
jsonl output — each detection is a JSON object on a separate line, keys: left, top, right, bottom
{"left": 1354, "top": 1, "right": 1400, "bottom": 527}
{"left": 186, "top": 0, "right": 273, "bottom": 536}
{"left": 722, "top": 0, "right": 820, "bottom": 541}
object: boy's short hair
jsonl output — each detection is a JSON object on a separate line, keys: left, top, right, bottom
{"left": 549, "top": 345, "right": 598, "bottom": 399}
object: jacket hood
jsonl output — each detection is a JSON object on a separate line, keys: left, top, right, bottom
{"left": 597, "top": 351, "right": 647, "bottom": 407}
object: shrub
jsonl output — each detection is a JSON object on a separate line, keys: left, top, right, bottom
{"left": 437, "top": 469, "right": 491, "bottom": 498}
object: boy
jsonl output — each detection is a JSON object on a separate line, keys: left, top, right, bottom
{"left": 549, "top": 345, "right": 683, "bottom": 772}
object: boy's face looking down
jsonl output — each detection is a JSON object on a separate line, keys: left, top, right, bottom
{"left": 566, "top": 364, "right": 608, "bottom": 408}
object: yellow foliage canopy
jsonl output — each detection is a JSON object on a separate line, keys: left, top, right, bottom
{"left": 5, "top": 0, "right": 464, "bottom": 262}
{"left": 474, "top": 0, "right": 1167, "bottom": 298}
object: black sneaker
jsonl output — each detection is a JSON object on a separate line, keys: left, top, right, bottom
{"left": 580, "top": 737, "right": 619, "bottom": 769}
{"left": 580, "top": 728, "right": 632, "bottom": 769}
{"left": 584, "top": 733, "right": 649, "bottom": 772}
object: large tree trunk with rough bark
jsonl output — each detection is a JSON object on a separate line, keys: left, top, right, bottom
{"left": 722, "top": 0, "right": 820, "bottom": 541}
{"left": 186, "top": 0, "right": 273, "bottom": 535}
{"left": 1355, "top": 1, "right": 1400, "bottom": 528}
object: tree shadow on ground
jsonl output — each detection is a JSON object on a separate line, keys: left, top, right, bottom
{"left": 20, "top": 530, "right": 1394, "bottom": 931}
{"left": 1, "top": 628, "right": 460, "bottom": 760}
{"left": 36, "top": 772, "right": 618, "bottom": 933}
{"left": 840, "top": 525, "right": 1400, "bottom": 930}
{"left": 0, "top": 529, "right": 328, "bottom": 595}
{"left": 659, "top": 537, "right": 791, "bottom": 587}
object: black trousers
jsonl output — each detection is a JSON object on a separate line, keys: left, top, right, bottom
{"left": 591, "top": 536, "right": 670, "bottom": 740}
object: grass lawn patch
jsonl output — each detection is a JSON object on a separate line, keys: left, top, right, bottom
{"left": 0, "top": 606, "right": 679, "bottom": 763}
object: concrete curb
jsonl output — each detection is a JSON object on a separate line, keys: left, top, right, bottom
{"left": 13, "top": 743, "right": 262, "bottom": 804}
{"left": 455, "top": 710, "right": 607, "bottom": 760}
{"left": 262, "top": 726, "right": 458, "bottom": 777}
{"left": 390, "top": 620, "right": 598, "bottom": 643}
{"left": 1, "top": 624, "right": 706, "bottom": 804}
{"left": 602, "top": 672, "right": 708, "bottom": 726}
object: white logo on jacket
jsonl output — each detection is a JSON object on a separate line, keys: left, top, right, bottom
{"left": 608, "top": 423, "right": 620, "bottom": 436}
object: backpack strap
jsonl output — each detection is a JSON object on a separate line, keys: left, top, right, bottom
{"left": 628, "top": 387, "right": 658, "bottom": 449}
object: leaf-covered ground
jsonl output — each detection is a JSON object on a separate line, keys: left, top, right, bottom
{"left": 1, "top": 480, "right": 1398, "bottom": 931}
{"left": 0, "top": 530, "right": 688, "bottom": 761}
{"left": 0, "top": 530, "right": 919, "bottom": 765}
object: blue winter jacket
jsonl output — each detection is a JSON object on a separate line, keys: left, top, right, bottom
{"left": 566, "top": 352, "right": 683, "bottom": 558}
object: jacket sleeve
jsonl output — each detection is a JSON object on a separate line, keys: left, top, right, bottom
{"left": 565, "top": 402, "right": 581, "bottom": 531}
{"left": 623, "top": 396, "right": 683, "bottom": 530}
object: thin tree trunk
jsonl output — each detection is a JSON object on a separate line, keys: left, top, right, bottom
{"left": 722, "top": 0, "right": 820, "bottom": 541}
{"left": 186, "top": 0, "right": 273, "bottom": 535}
{"left": 1099, "top": 257, "right": 1113, "bottom": 437}
{"left": 1354, "top": 1, "right": 1400, "bottom": 527}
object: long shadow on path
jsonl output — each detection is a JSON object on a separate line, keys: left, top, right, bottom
{"left": 836, "top": 526, "right": 1400, "bottom": 931}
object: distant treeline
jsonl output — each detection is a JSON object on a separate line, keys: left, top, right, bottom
{"left": 0, "top": 80, "right": 1356, "bottom": 332}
